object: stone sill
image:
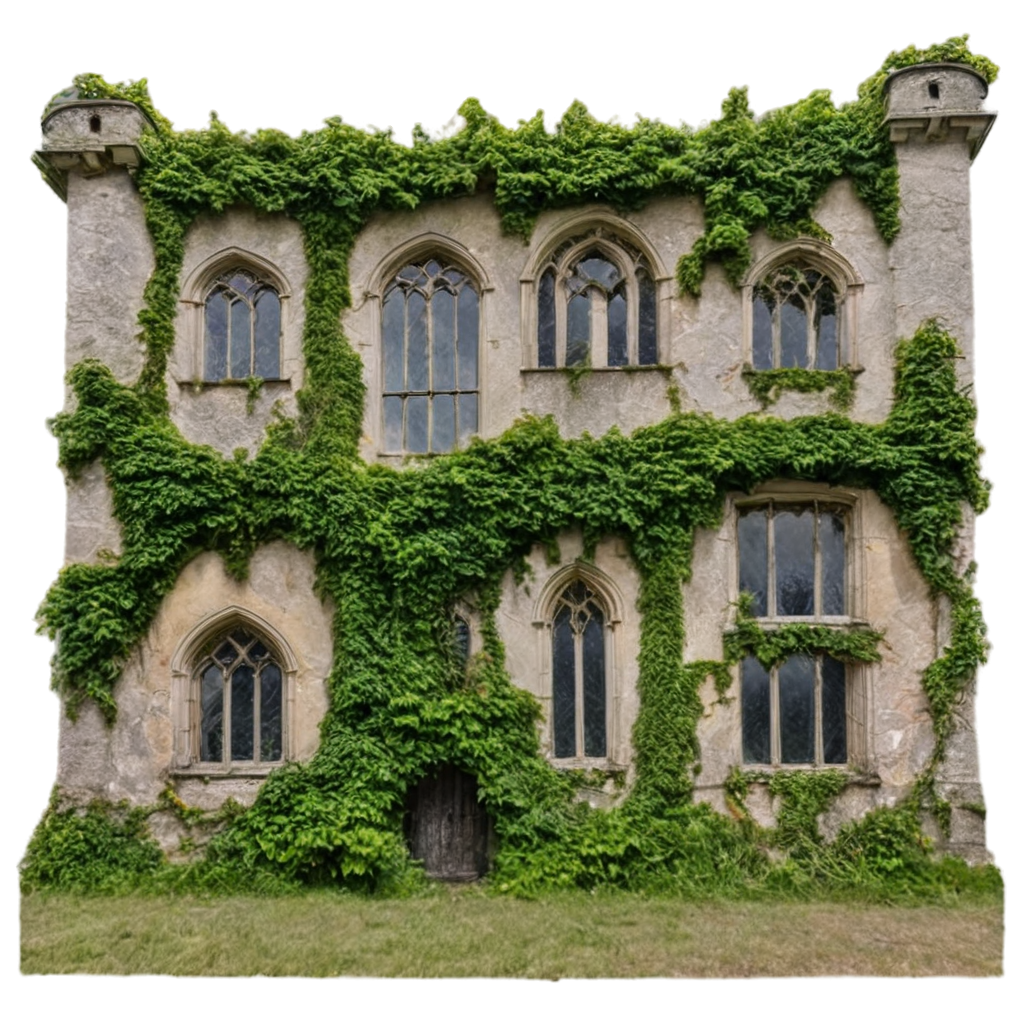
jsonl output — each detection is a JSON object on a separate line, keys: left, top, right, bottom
{"left": 521, "top": 365, "right": 672, "bottom": 375}
{"left": 175, "top": 378, "right": 292, "bottom": 388}
{"left": 171, "top": 765, "right": 282, "bottom": 780}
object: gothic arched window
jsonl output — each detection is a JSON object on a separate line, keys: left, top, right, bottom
{"left": 203, "top": 268, "right": 282, "bottom": 381}
{"left": 751, "top": 265, "right": 841, "bottom": 370}
{"left": 382, "top": 259, "right": 479, "bottom": 453}
{"left": 551, "top": 580, "right": 608, "bottom": 759}
{"left": 196, "top": 627, "right": 284, "bottom": 765}
{"left": 537, "top": 239, "right": 657, "bottom": 369}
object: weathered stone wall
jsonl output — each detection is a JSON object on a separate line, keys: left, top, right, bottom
{"left": 41, "top": 75, "right": 992, "bottom": 855}
{"left": 56, "top": 543, "right": 333, "bottom": 812}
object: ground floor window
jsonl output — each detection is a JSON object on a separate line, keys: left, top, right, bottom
{"left": 741, "top": 653, "right": 846, "bottom": 765}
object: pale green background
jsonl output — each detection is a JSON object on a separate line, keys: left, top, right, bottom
{"left": 4, "top": 1, "right": 1018, "bottom": 1016}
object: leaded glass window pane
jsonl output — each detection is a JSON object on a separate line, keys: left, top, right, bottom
{"left": 453, "top": 616, "right": 470, "bottom": 666}
{"left": 775, "top": 508, "right": 814, "bottom": 616}
{"left": 607, "top": 291, "right": 628, "bottom": 367}
{"left": 752, "top": 294, "right": 773, "bottom": 370}
{"left": 638, "top": 271, "right": 658, "bottom": 366}
{"left": 197, "top": 632, "right": 285, "bottom": 765}
{"left": 260, "top": 663, "right": 283, "bottom": 762}
{"left": 253, "top": 291, "right": 281, "bottom": 379}
{"left": 406, "top": 291, "right": 429, "bottom": 392}
{"left": 566, "top": 293, "right": 591, "bottom": 367}
{"left": 204, "top": 291, "right": 229, "bottom": 381}
{"left": 230, "top": 664, "right": 255, "bottom": 761}
{"left": 552, "top": 605, "right": 576, "bottom": 758}
{"left": 551, "top": 581, "right": 608, "bottom": 760}
{"left": 582, "top": 610, "right": 606, "bottom": 757}
{"left": 738, "top": 509, "right": 768, "bottom": 616}
{"left": 382, "top": 261, "right": 479, "bottom": 453}
{"left": 821, "top": 656, "right": 847, "bottom": 764}
{"left": 538, "top": 269, "right": 556, "bottom": 368}
{"left": 780, "top": 297, "right": 808, "bottom": 368}
{"left": 200, "top": 664, "right": 224, "bottom": 762}
{"left": 432, "top": 289, "right": 456, "bottom": 391}
{"left": 741, "top": 657, "right": 770, "bottom": 764}
{"left": 779, "top": 655, "right": 815, "bottom": 763}
{"left": 753, "top": 265, "right": 842, "bottom": 371}
{"left": 431, "top": 394, "right": 455, "bottom": 453}
{"left": 820, "top": 510, "right": 846, "bottom": 615}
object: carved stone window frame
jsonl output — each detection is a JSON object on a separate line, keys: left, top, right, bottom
{"left": 532, "top": 563, "right": 626, "bottom": 769}
{"left": 365, "top": 233, "right": 491, "bottom": 457}
{"left": 170, "top": 606, "right": 298, "bottom": 777}
{"left": 178, "top": 247, "right": 293, "bottom": 386}
{"left": 741, "top": 240, "right": 864, "bottom": 371}
{"left": 729, "top": 482, "right": 871, "bottom": 771}
{"left": 520, "top": 211, "right": 671, "bottom": 371}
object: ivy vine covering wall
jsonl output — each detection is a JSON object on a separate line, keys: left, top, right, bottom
{"left": 23, "top": 37, "right": 1001, "bottom": 898}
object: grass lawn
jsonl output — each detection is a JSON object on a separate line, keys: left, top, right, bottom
{"left": 21, "top": 889, "right": 1003, "bottom": 977}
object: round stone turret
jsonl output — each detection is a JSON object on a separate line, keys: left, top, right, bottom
{"left": 882, "top": 63, "right": 995, "bottom": 159}
{"left": 35, "top": 92, "right": 153, "bottom": 200}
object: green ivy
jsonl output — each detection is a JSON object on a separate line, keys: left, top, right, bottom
{"left": 26, "top": 40, "right": 997, "bottom": 897}
{"left": 743, "top": 367, "right": 857, "bottom": 411}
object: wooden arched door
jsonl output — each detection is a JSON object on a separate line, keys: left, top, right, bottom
{"left": 405, "top": 766, "right": 492, "bottom": 881}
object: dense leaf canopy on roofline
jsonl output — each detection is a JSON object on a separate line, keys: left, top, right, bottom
{"left": 24, "top": 39, "right": 1000, "bottom": 898}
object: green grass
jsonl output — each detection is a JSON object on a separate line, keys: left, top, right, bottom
{"left": 21, "top": 890, "right": 1003, "bottom": 977}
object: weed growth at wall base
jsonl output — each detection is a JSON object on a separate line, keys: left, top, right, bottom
{"left": 25, "top": 38, "right": 997, "bottom": 898}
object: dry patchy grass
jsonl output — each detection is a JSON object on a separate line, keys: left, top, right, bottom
{"left": 21, "top": 890, "right": 1002, "bottom": 978}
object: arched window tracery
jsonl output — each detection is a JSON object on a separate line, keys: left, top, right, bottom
{"left": 203, "top": 268, "right": 281, "bottom": 381}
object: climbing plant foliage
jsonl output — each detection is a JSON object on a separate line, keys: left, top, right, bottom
{"left": 26, "top": 38, "right": 999, "bottom": 899}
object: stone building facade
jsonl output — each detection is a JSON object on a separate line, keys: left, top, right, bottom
{"left": 34, "top": 63, "right": 996, "bottom": 866}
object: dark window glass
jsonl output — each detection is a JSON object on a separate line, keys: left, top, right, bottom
{"left": 382, "top": 290, "right": 405, "bottom": 392}
{"left": 779, "top": 655, "right": 815, "bottom": 763}
{"left": 200, "top": 664, "right": 224, "bottom": 762}
{"left": 752, "top": 294, "right": 773, "bottom": 370}
{"left": 204, "top": 291, "right": 229, "bottom": 381}
{"left": 260, "top": 663, "right": 283, "bottom": 762}
{"left": 456, "top": 286, "right": 479, "bottom": 390}
{"left": 199, "top": 633, "right": 284, "bottom": 765}
{"left": 432, "top": 288, "right": 456, "bottom": 391}
{"left": 821, "top": 656, "right": 847, "bottom": 764}
{"left": 607, "top": 291, "right": 628, "bottom": 367}
{"left": 780, "top": 297, "right": 808, "bottom": 368}
{"left": 431, "top": 394, "right": 455, "bottom": 453}
{"left": 820, "top": 510, "right": 846, "bottom": 615}
{"left": 406, "top": 291, "right": 429, "bottom": 392}
{"left": 230, "top": 664, "right": 255, "bottom": 761}
{"left": 253, "top": 291, "right": 281, "bottom": 379}
{"left": 814, "top": 282, "right": 838, "bottom": 369}
{"left": 741, "top": 657, "right": 770, "bottom": 764}
{"left": 638, "top": 271, "right": 658, "bottom": 365}
{"left": 383, "top": 261, "right": 478, "bottom": 452}
{"left": 775, "top": 508, "right": 814, "bottom": 616}
{"left": 405, "top": 395, "right": 428, "bottom": 453}
{"left": 582, "top": 609, "right": 606, "bottom": 757}
{"left": 566, "top": 293, "right": 591, "bottom": 367}
{"left": 230, "top": 298, "right": 251, "bottom": 379}
{"left": 738, "top": 509, "right": 768, "bottom": 616}
{"left": 551, "top": 581, "right": 607, "bottom": 760}
{"left": 383, "top": 395, "right": 403, "bottom": 452}
{"left": 458, "top": 393, "right": 477, "bottom": 447}
{"left": 576, "top": 254, "right": 621, "bottom": 290}
{"left": 552, "top": 605, "right": 576, "bottom": 758}
{"left": 538, "top": 269, "right": 556, "bottom": 368}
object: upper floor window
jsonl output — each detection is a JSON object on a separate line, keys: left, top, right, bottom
{"left": 204, "top": 268, "right": 281, "bottom": 381}
{"left": 196, "top": 627, "right": 284, "bottom": 766}
{"left": 382, "top": 259, "right": 479, "bottom": 453}
{"left": 551, "top": 580, "right": 608, "bottom": 759}
{"left": 738, "top": 501, "right": 847, "bottom": 619}
{"left": 751, "top": 264, "right": 840, "bottom": 370}
{"left": 537, "top": 238, "right": 658, "bottom": 369}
